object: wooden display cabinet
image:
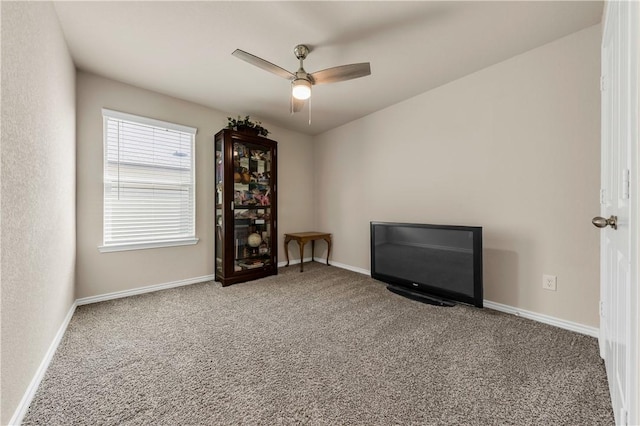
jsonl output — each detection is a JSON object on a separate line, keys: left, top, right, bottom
{"left": 215, "top": 129, "right": 277, "bottom": 286}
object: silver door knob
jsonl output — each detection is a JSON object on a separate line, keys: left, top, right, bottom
{"left": 592, "top": 215, "right": 617, "bottom": 230}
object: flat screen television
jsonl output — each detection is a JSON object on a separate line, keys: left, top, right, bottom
{"left": 370, "top": 222, "right": 483, "bottom": 307}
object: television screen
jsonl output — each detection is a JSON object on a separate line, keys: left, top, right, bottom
{"left": 370, "top": 222, "right": 483, "bottom": 307}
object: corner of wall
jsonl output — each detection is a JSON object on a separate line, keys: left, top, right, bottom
{"left": 1, "top": 2, "right": 77, "bottom": 424}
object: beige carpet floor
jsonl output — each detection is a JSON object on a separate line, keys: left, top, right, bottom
{"left": 24, "top": 262, "right": 613, "bottom": 425}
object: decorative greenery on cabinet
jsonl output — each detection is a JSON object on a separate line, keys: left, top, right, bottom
{"left": 226, "top": 116, "right": 270, "bottom": 137}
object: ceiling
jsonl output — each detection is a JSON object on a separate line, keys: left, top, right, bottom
{"left": 53, "top": 1, "right": 603, "bottom": 136}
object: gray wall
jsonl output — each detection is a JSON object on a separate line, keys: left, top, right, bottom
{"left": 1, "top": 2, "right": 76, "bottom": 424}
{"left": 75, "top": 72, "right": 315, "bottom": 299}
{"left": 313, "top": 25, "right": 601, "bottom": 327}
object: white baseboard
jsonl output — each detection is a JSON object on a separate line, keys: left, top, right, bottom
{"left": 10, "top": 267, "right": 598, "bottom": 425}
{"left": 76, "top": 274, "right": 215, "bottom": 306}
{"left": 325, "top": 260, "right": 599, "bottom": 338}
{"left": 324, "top": 260, "right": 371, "bottom": 276}
{"left": 483, "top": 300, "right": 599, "bottom": 338}
{"left": 9, "top": 301, "right": 77, "bottom": 426}
{"left": 11, "top": 274, "right": 216, "bottom": 424}
{"left": 277, "top": 258, "right": 371, "bottom": 276}
{"left": 277, "top": 257, "right": 313, "bottom": 268}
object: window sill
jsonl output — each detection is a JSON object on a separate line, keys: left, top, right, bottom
{"left": 98, "top": 237, "right": 199, "bottom": 253}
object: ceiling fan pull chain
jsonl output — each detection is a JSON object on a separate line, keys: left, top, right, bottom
{"left": 308, "top": 96, "right": 312, "bottom": 125}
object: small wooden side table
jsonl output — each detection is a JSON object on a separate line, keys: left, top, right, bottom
{"left": 284, "top": 232, "right": 332, "bottom": 272}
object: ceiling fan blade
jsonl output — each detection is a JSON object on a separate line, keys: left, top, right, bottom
{"left": 232, "top": 49, "right": 294, "bottom": 80}
{"left": 291, "top": 95, "right": 304, "bottom": 113}
{"left": 310, "top": 63, "right": 371, "bottom": 85}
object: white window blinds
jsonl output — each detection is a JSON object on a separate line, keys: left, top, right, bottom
{"left": 101, "top": 109, "right": 198, "bottom": 251}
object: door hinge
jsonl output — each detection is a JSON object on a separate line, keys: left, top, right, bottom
{"left": 599, "top": 300, "right": 605, "bottom": 317}
{"left": 600, "top": 188, "right": 606, "bottom": 205}
{"left": 600, "top": 75, "right": 606, "bottom": 91}
{"left": 622, "top": 169, "right": 630, "bottom": 199}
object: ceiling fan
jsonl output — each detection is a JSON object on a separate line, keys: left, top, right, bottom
{"left": 232, "top": 44, "right": 371, "bottom": 113}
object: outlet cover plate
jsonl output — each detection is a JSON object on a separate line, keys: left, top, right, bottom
{"left": 543, "top": 274, "right": 557, "bottom": 291}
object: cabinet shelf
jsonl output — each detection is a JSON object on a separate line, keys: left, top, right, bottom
{"left": 215, "top": 128, "right": 278, "bottom": 287}
{"left": 235, "top": 220, "right": 268, "bottom": 226}
{"left": 236, "top": 254, "right": 272, "bottom": 262}
{"left": 234, "top": 205, "right": 272, "bottom": 209}
{"left": 217, "top": 204, "right": 272, "bottom": 210}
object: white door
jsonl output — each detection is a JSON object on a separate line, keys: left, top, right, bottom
{"left": 598, "top": 2, "right": 638, "bottom": 425}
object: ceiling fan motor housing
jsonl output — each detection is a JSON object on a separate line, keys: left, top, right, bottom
{"left": 294, "top": 44, "right": 309, "bottom": 60}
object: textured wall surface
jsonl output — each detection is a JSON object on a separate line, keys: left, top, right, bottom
{"left": 0, "top": 6, "right": 602, "bottom": 422}
{"left": 75, "top": 72, "right": 315, "bottom": 299}
{"left": 313, "top": 25, "right": 601, "bottom": 327}
{"left": 1, "top": 2, "right": 76, "bottom": 424}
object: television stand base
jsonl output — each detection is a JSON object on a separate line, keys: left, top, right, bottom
{"left": 387, "top": 285, "right": 455, "bottom": 307}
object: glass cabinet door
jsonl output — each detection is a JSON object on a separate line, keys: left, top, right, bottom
{"left": 215, "top": 140, "right": 223, "bottom": 275}
{"left": 214, "top": 128, "right": 277, "bottom": 286}
{"left": 232, "top": 141, "right": 272, "bottom": 271}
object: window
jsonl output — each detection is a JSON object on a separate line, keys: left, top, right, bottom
{"left": 99, "top": 109, "right": 198, "bottom": 252}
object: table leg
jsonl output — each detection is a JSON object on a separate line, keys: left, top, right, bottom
{"left": 324, "top": 236, "right": 332, "bottom": 266}
{"left": 311, "top": 240, "right": 315, "bottom": 262}
{"left": 284, "top": 236, "right": 291, "bottom": 267}
{"left": 299, "top": 241, "right": 305, "bottom": 272}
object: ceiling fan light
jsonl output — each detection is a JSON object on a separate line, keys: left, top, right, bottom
{"left": 292, "top": 79, "right": 311, "bottom": 100}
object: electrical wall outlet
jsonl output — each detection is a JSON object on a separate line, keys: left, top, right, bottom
{"left": 542, "top": 274, "right": 557, "bottom": 291}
